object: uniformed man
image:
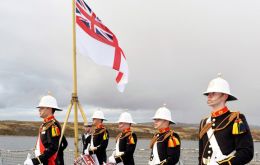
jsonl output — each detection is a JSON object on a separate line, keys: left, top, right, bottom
{"left": 89, "top": 110, "right": 109, "bottom": 165}
{"left": 108, "top": 112, "right": 137, "bottom": 165}
{"left": 198, "top": 73, "right": 254, "bottom": 165}
{"left": 149, "top": 106, "right": 181, "bottom": 165}
{"left": 24, "top": 94, "right": 62, "bottom": 165}
{"left": 82, "top": 122, "right": 92, "bottom": 155}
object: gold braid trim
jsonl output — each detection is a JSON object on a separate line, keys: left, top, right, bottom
{"left": 93, "top": 128, "right": 106, "bottom": 136}
{"left": 217, "top": 156, "right": 235, "bottom": 165}
{"left": 159, "top": 159, "right": 167, "bottom": 165}
{"left": 120, "top": 132, "right": 132, "bottom": 139}
{"left": 199, "top": 122, "right": 212, "bottom": 139}
{"left": 116, "top": 131, "right": 132, "bottom": 141}
{"left": 199, "top": 112, "right": 239, "bottom": 139}
{"left": 214, "top": 112, "right": 239, "bottom": 132}
{"left": 41, "top": 120, "right": 55, "bottom": 132}
{"left": 149, "top": 130, "right": 173, "bottom": 149}
{"left": 150, "top": 134, "right": 158, "bottom": 149}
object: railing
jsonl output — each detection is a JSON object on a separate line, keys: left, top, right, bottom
{"left": 0, "top": 149, "right": 259, "bottom": 165}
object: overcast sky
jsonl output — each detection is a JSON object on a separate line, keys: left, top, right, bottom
{"left": 0, "top": 0, "right": 260, "bottom": 126}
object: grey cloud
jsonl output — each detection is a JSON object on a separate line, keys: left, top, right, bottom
{"left": 1, "top": 0, "right": 260, "bottom": 125}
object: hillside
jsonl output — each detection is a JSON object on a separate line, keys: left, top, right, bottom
{"left": 0, "top": 120, "right": 260, "bottom": 141}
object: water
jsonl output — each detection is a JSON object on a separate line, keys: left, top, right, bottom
{"left": 0, "top": 136, "right": 260, "bottom": 165}
{"left": 0, "top": 136, "right": 200, "bottom": 153}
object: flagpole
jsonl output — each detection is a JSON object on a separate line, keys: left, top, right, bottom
{"left": 72, "top": 0, "right": 79, "bottom": 158}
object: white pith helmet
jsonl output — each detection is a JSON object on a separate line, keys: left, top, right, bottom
{"left": 92, "top": 110, "right": 106, "bottom": 120}
{"left": 203, "top": 73, "right": 237, "bottom": 101}
{"left": 37, "top": 93, "right": 62, "bottom": 111}
{"left": 117, "top": 112, "right": 136, "bottom": 124}
{"left": 152, "top": 105, "right": 175, "bottom": 124}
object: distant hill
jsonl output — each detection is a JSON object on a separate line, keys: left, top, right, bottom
{"left": 0, "top": 120, "right": 260, "bottom": 141}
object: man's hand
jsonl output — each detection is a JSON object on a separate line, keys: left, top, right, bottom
{"left": 90, "top": 146, "right": 97, "bottom": 151}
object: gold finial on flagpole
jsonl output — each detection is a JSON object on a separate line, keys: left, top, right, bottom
{"left": 47, "top": 91, "right": 52, "bottom": 96}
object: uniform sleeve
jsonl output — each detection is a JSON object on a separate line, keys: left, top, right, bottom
{"left": 165, "top": 133, "right": 181, "bottom": 165}
{"left": 32, "top": 124, "right": 60, "bottom": 164}
{"left": 115, "top": 133, "right": 137, "bottom": 163}
{"left": 60, "top": 136, "right": 68, "bottom": 151}
{"left": 97, "top": 130, "right": 109, "bottom": 152}
{"left": 218, "top": 114, "right": 254, "bottom": 165}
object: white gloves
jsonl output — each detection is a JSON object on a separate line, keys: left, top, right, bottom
{"left": 90, "top": 146, "right": 97, "bottom": 151}
{"left": 24, "top": 153, "right": 33, "bottom": 165}
{"left": 117, "top": 152, "right": 124, "bottom": 156}
{"left": 84, "top": 149, "right": 89, "bottom": 155}
{"left": 108, "top": 156, "right": 116, "bottom": 163}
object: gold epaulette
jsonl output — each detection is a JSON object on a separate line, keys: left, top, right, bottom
{"left": 149, "top": 130, "right": 176, "bottom": 148}
{"left": 231, "top": 111, "right": 247, "bottom": 135}
{"left": 199, "top": 111, "right": 240, "bottom": 139}
{"left": 128, "top": 133, "right": 135, "bottom": 144}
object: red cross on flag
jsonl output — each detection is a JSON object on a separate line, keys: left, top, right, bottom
{"left": 75, "top": 0, "right": 128, "bottom": 92}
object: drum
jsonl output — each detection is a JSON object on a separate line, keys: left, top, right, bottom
{"left": 74, "top": 155, "right": 95, "bottom": 165}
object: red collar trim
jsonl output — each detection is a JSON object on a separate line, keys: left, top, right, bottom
{"left": 96, "top": 123, "right": 104, "bottom": 129}
{"left": 44, "top": 116, "right": 55, "bottom": 122}
{"left": 211, "top": 107, "right": 229, "bottom": 117}
{"left": 159, "top": 127, "right": 170, "bottom": 133}
{"left": 122, "top": 128, "right": 131, "bottom": 133}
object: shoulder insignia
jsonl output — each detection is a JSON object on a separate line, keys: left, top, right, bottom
{"left": 103, "top": 131, "right": 108, "bottom": 140}
{"left": 51, "top": 124, "right": 60, "bottom": 137}
{"left": 229, "top": 111, "right": 246, "bottom": 135}
{"left": 168, "top": 136, "right": 180, "bottom": 148}
{"left": 232, "top": 118, "right": 246, "bottom": 135}
{"left": 128, "top": 134, "right": 135, "bottom": 144}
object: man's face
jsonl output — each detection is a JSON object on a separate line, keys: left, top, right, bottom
{"left": 207, "top": 92, "right": 228, "bottom": 107}
{"left": 39, "top": 107, "right": 52, "bottom": 118}
{"left": 92, "top": 118, "right": 102, "bottom": 126}
{"left": 153, "top": 119, "right": 169, "bottom": 129}
{"left": 118, "top": 122, "right": 130, "bottom": 131}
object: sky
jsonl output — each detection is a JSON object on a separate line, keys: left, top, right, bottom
{"left": 0, "top": 0, "right": 260, "bottom": 126}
